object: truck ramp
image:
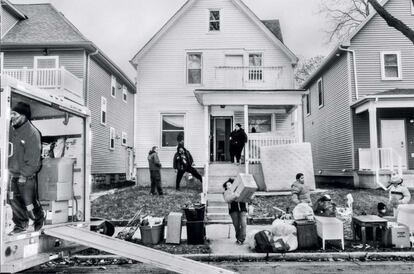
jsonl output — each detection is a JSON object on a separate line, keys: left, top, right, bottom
{"left": 44, "top": 225, "right": 235, "bottom": 274}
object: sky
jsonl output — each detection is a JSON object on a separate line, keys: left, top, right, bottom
{"left": 11, "top": 0, "right": 335, "bottom": 80}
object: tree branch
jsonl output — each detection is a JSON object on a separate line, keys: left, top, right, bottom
{"left": 368, "top": 0, "right": 414, "bottom": 44}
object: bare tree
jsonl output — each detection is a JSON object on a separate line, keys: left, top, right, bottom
{"left": 320, "top": 0, "right": 370, "bottom": 42}
{"left": 367, "top": 0, "right": 414, "bottom": 45}
{"left": 295, "top": 55, "right": 325, "bottom": 86}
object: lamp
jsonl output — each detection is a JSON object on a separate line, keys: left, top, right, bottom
{"left": 42, "top": 48, "right": 49, "bottom": 56}
{"left": 220, "top": 105, "right": 225, "bottom": 108}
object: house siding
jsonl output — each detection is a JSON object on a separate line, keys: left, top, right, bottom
{"left": 352, "top": 111, "right": 370, "bottom": 170}
{"left": 3, "top": 50, "right": 85, "bottom": 78}
{"left": 136, "top": 0, "right": 295, "bottom": 168}
{"left": 88, "top": 59, "right": 134, "bottom": 174}
{"left": 1, "top": 8, "right": 19, "bottom": 37}
{"left": 304, "top": 54, "right": 353, "bottom": 173}
{"left": 350, "top": 0, "right": 414, "bottom": 97}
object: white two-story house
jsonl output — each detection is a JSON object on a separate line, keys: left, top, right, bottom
{"left": 131, "top": 0, "right": 305, "bottom": 190}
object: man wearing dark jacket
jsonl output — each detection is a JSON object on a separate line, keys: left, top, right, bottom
{"left": 229, "top": 123, "right": 248, "bottom": 165}
{"left": 148, "top": 146, "right": 163, "bottom": 195}
{"left": 8, "top": 102, "right": 45, "bottom": 234}
{"left": 173, "top": 145, "right": 202, "bottom": 190}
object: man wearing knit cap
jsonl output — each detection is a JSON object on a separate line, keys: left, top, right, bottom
{"left": 8, "top": 101, "right": 45, "bottom": 234}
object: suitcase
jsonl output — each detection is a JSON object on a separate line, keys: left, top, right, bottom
{"left": 230, "top": 173, "right": 258, "bottom": 202}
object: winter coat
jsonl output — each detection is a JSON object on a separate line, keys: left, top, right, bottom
{"left": 388, "top": 184, "right": 411, "bottom": 207}
{"left": 173, "top": 149, "right": 194, "bottom": 171}
{"left": 223, "top": 189, "right": 247, "bottom": 213}
{"left": 8, "top": 121, "right": 42, "bottom": 177}
{"left": 229, "top": 128, "right": 247, "bottom": 147}
{"left": 148, "top": 150, "right": 162, "bottom": 171}
{"left": 291, "top": 181, "right": 312, "bottom": 205}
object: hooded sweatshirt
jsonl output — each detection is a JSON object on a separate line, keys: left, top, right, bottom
{"left": 148, "top": 150, "right": 161, "bottom": 171}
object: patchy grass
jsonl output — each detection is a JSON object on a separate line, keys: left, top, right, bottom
{"left": 91, "top": 185, "right": 202, "bottom": 220}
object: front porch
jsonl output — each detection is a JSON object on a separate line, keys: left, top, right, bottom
{"left": 353, "top": 91, "right": 414, "bottom": 189}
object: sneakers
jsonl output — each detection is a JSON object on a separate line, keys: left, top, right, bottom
{"left": 235, "top": 240, "right": 244, "bottom": 245}
{"left": 8, "top": 226, "right": 27, "bottom": 235}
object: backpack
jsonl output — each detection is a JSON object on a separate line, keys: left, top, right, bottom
{"left": 254, "top": 230, "right": 273, "bottom": 253}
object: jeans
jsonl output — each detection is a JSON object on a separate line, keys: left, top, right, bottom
{"left": 150, "top": 170, "right": 163, "bottom": 195}
{"left": 8, "top": 176, "right": 44, "bottom": 230}
{"left": 230, "top": 211, "right": 247, "bottom": 242}
{"left": 176, "top": 166, "right": 203, "bottom": 190}
{"left": 230, "top": 144, "right": 244, "bottom": 163}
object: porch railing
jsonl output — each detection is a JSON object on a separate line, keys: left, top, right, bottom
{"left": 248, "top": 132, "right": 297, "bottom": 163}
{"left": 359, "top": 147, "right": 403, "bottom": 189}
{"left": 3, "top": 67, "right": 84, "bottom": 104}
{"left": 213, "top": 66, "right": 293, "bottom": 89}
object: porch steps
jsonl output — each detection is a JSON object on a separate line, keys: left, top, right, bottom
{"left": 206, "top": 193, "right": 231, "bottom": 222}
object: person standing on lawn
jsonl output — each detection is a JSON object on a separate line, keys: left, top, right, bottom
{"left": 223, "top": 178, "right": 247, "bottom": 245}
{"left": 387, "top": 173, "right": 411, "bottom": 215}
{"left": 291, "top": 173, "right": 312, "bottom": 206}
{"left": 173, "top": 145, "right": 202, "bottom": 191}
{"left": 229, "top": 123, "right": 247, "bottom": 165}
{"left": 8, "top": 102, "right": 45, "bottom": 234}
{"left": 148, "top": 146, "right": 163, "bottom": 195}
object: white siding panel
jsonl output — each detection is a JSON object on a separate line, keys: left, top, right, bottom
{"left": 136, "top": 0, "right": 296, "bottom": 168}
{"left": 88, "top": 59, "right": 135, "bottom": 174}
{"left": 351, "top": 0, "right": 414, "bottom": 96}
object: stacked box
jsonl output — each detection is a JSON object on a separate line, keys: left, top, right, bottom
{"left": 166, "top": 212, "right": 182, "bottom": 244}
{"left": 382, "top": 222, "right": 411, "bottom": 248}
{"left": 40, "top": 200, "right": 69, "bottom": 225}
{"left": 230, "top": 173, "right": 258, "bottom": 202}
{"left": 38, "top": 158, "right": 74, "bottom": 201}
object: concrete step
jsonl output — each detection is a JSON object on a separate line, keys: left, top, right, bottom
{"left": 206, "top": 219, "right": 233, "bottom": 224}
{"left": 207, "top": 212, "right": 231, "bottom": 221}
{"left": 207, "top": 200, "right": 227, "bottom": 207}
{"left": 206, "top": 193, "right": 225, "bottom": 201}
{"left": 207, "top": 206, "right": 228, "bottom": 214}
{"left": 208, "top": 188, "right": 225, "bottom": 194}
{"left": 209, "top": 163, "right": 244, "bottom": 177}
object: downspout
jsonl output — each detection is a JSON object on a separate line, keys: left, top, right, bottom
{"left": 339, "top": 46, "right": 359, "bottom": 100}
{"left": 85, "top": 49, "right": 99, "bottom": 106}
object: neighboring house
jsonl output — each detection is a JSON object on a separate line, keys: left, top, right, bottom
{"left": 0, "top": 1, "right": 137, "bottom": 186}
{"left": 302, "top": 0, "right": 414, "bottom": 188}
{"left": 131, "top": 0, "right": 305, "bottom": 188}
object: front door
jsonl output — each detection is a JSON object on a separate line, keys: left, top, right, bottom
{"left": 224, "top": 55, "right": 243, "bottom": 89}
{"left": 210, "top": 117, "right": 232, "bottom": 161}
{"left": 381, "top": 119, "right": 407, "bottom": 169}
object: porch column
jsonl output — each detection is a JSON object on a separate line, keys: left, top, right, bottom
{"left": 204, "top": 105, "right": 209, "bottom": 193}
{"left": 296, "top": 104, "right": 304, "bottom": 143}
{"left": 368, "top": 103, "right": 378, "bottom": 170}
{"left": 244, "top": 104, "right": 249, "bottom": 174}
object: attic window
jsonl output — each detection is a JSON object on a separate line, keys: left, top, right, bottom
{"left": 209, "top": 10, "right": 220, "bottom": 31}
{"left": 381, "top": 51, "right": 402, "bottom": 80}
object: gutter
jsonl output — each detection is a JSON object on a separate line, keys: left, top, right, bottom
{"left": 339, "top": 46, "right": 359, "bottom": 100}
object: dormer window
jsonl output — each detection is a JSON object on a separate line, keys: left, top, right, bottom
{"left": 209, "top": 10, "right": 220, "bottom": 31}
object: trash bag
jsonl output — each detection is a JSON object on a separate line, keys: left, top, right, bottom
{"left": 254, "top": 230, "right": 273, "bottom": 253}
{"left": 270, "top": 219, "right": 297, "bottom": 236}
{"left": 271, "top": 234, "right": 298, "bottom": 252}
{"left": 292, "top": 203, "right": 314, "bottom": 220}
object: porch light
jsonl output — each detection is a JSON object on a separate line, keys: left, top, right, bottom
{"left": 318, "top": 170, "right": 323, "bottom": 174}
{"left": 220, "top": 105, "right": 225, "bottom": 108}
{"left": 410, "top": 119, "right": 414, "bottom": 124}
{"left": 43, "top": 48, "right": 49, "bottom": 56}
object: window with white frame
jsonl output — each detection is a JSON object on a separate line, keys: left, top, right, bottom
{"left": 305, "top": 93, "right": 311, "bottom": 115}
{"left": 317, "top": 78, "right": 324, "bottom": 108}
{"left": 187, "top": 53, "right": 202, "bottom": 84}
{"left": 381, "top": 51, "right": 402, "bottom": 80}
{"left": 101, "top": 96, "right": 107, "bottom": 125}
{"left": 161, "top": 114, "right": 184, "bottom": 147}
{"left": 122, "top": 131, "right": 127, "bottom": 146}
{"left": 111, "top": 75, "right": 116, "bottom": 97}
{"left": 109, "top": 127, "right": 115, "bottom": 150}
{"left": 248, "top": 53, "right": 263, "bottom": 81}
{"left": 122, "top": 85, "right": 127, "bottom": 102}
{"left": 248, "top": 114, "right": 272, "bottom": 133}
{"left": 209, "top": 10, "right": 220, "bottom": 31}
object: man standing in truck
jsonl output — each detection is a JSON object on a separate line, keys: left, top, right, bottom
{"left": 8, "top": 102, "right": 45, "bottom": 234}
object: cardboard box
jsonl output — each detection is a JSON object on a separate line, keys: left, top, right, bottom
{"left": 230, "top": 173, "right": 258, "bottom": 202}
{"left": 382, "top": 222, "right": 411, "bottom": 248}
{"left": 166, "top": 212, "right": 182, "bottom": 244}
{"left": 41, "top": 200, "right": 69, "bottom": 225}
{"left": 38, "top": 158, "right": 74, "bottom": 201}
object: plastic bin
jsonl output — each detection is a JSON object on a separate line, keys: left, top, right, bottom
{"left": 183, "top": 204, "right": 205, "bottom": 221}
{"left": 140, "top": 223, "right": 165, "bottom": 245}
{"left": 186, "top": 221, "right": 205, "bottom": 245}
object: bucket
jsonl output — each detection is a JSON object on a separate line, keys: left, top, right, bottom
{"left": 397, "top": 204, "right": 414, "bottom": 233}
{"left": 186, "top": 221, "right": 205, "bottom": 244}
{"left": 140, "top": 223, "right": 164, "bottom": 245}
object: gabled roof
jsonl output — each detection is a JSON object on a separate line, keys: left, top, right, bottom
{"left": 301, "top": 0, "right": 391, "bottom": 89}
{"left": 376, "top": 88, "right": 414, "bottom": 96}
{"left": 1, "top": 3, "right": 136, "bottom": 92}
{"left": 130, "top": 0, "right": 297, "bottom": 67}
{"left": 1, "top": 0, "right": 27, "bottom": 20}
{"left": 261, "top": 20, "right": 283, "bottom": 43}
